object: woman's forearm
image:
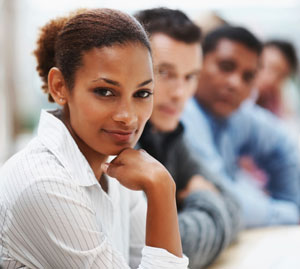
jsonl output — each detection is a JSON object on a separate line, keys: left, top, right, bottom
{"left": 144, "top": 177, "right": 183, "bottom": 257}
{"left": 103, "top": 148, "right": 183, "bottom": 257}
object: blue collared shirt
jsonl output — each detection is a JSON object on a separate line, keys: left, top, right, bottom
{"left": 182, "top": 98, "right": 300, "bottom": 227}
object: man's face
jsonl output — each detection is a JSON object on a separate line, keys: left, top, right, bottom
{"left": 196, "top": 38, "right": 259, "bottom": 118}
{"left": 150, "top": 33, "right": 202, "bottom": 132}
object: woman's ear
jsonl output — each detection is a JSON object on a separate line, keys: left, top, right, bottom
{"left": 48, "top": 67, "right": 68, "bottom": 106}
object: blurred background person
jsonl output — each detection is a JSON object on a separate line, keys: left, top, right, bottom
{"left": 240, "top": 40, "right": 300, "bottom": 198}
{"left": 182, "top": 25, "right": 300, "bottom": 228}
{"left": 135, "top": 8, "right": 241, "bottom": 268}
{"left": 255, "top": 39, "right": 300, "bottom": 133}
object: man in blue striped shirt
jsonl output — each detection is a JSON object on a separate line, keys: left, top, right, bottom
{"left": 182, "top": 26, "right": 300, "bottom": 228}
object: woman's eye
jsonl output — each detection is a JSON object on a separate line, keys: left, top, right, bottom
{"left": 94, "top": 88, "right": 114, "bottom": 97}
{"left": 134, "top": 90, "right": 153, "bottom": 98}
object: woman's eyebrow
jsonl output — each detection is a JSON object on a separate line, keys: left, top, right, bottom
{"left": 92, "top": 77, "right": 121, "bottom": 86}
{"left": 137, "top": 79, "right": 153, "bottom": 87}
{"left": 92, "top": 77, "right": 153, "bottom": 88}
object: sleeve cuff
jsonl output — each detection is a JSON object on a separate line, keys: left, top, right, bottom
{"left": 140, "top": 246, "right": 189, "bottom": 268}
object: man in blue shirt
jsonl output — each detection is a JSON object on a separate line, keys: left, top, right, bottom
{"left": 182, "top": 26, "right": 300, "bottom": 227}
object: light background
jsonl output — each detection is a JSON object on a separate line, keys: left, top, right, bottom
{"left": 1, "top": 0, "right": 300, "bottom": 161}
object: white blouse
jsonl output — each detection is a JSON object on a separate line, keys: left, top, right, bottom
{"left": 0, "top": 110, "right": 188, "bottom": 269}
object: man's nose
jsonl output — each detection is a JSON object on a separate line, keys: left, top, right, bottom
{"left": 170, "top": 78, "right": 186, "bottom": 98}
{"left": 227, "top": 73, "right": 243, "bottom": 91}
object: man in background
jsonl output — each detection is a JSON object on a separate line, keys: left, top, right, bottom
{"left": 182, "top": 26, "right": 300, "bottom": 228}
{"left": 256, "top": 39, "right": 299, "bottom": 117}
{"left": 135, "top": 8, "right": 241, "bottom": 268}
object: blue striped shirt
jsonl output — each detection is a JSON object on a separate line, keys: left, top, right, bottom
{"left": 182, "top": 98, "right": 300, "bottom": 227}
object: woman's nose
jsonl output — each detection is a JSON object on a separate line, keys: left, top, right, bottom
{"left": 112, "top": 102, "right": 138, "bottom": 126}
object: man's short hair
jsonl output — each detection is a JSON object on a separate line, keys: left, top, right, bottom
{"left": 203, "top": 25, "right": 262, "bottom": 56}
{"left": 134, "top": 7, "right": 201, "bottom": 44}
{"left": 264, "top": 39, "right": 298, "bottom": 74}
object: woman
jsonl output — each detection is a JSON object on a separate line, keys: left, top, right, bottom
{"left": 0, "top": 9, "right": 188, "bottom": 268}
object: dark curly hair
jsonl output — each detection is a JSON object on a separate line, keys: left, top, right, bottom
{"left": 34, "top": 8, "right": 151, "bottom": 102}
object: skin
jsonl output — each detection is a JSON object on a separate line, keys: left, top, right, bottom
{"left": 177, "top": 175, "right": 219, "bottom": 201}
{"left": 48, "top": 42, "right": 183, "bottom": 257}
{"left": 255, "top": 46, "right": 291, "bottom": 114}
{"left": 256, "top": 46, "right": 291, "bottom": 94}
{"left": 150, "top": 33, "right": 202, "bottom": 132}
{"left": 150, "top": 33, "right": 218, "bottom": 198}
{"left": 196, "top": 38, "right": 259, "bottom": 118}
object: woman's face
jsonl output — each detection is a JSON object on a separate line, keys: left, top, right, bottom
{"left": 65, "top": 43, "right": 154, "bottom": 157}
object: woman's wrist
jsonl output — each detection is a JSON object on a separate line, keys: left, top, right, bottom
{"left": 143, "top": 170, "right": 176, "bottom": 201}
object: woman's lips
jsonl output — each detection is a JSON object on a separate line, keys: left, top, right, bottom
{"left": 103, "top": 129, "right": 135, "bottom": 143}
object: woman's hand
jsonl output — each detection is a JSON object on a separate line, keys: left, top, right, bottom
{"left": 102, "top": 148, "right": 174, "bottom": 193}
{"left": 102, "top": 148, "right": 183, "bottom": 258}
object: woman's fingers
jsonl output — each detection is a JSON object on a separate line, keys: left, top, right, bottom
{"left": 105, "top": 162, "right": 125, "bottom": 181}
{"left": 102, "top": 148, "right": 171, "bottom": 192}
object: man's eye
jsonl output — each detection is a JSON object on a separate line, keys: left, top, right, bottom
{"left": 134, "top": 90, "right": 153, "bottom": 98}
{"left": 159, "top": 69, "right": 169, "bottom": 76}
{"left": 186, "top": 73, "right": 199, "bottom": 81}
{"left": 94, "top": 88, "right": 114, "bottom": 97}
{"left": 157, "top": 69, "right": 176, "bottom": 79}
{"left": 243, "top": 72, "right": 255, "bottom": 83}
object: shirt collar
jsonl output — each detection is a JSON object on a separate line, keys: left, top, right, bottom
{"left": 141, "top": 121, "right": 184, "bottom": 145}
{"left": 37, "top": 110, "right": 98, "bottom": 187}
{"left": 137, "top": 121, "right": 184, "bottom": 164}
{"left": 193, "top": 97, "right": 229, "bottom": 130}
